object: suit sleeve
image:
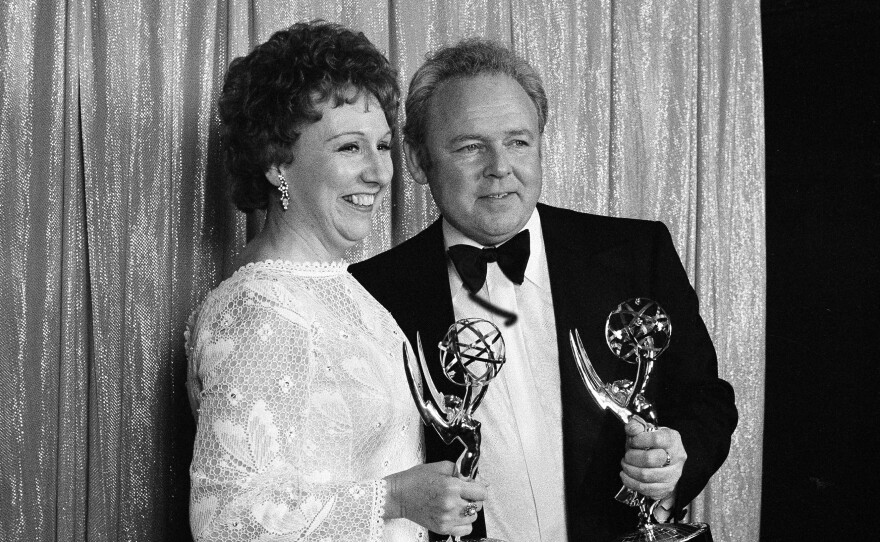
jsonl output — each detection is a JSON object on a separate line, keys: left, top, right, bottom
{"left": 647, "top": 222, "right": 738, "bottom": 514}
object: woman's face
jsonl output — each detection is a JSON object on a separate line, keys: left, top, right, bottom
{"left": 278, "top": 94, "right": 393, "bottom": 257}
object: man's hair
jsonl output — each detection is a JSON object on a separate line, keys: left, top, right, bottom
{"left": 404, "top": 38, "right": 548, "bottom": 171}
{"left": 219, "top": 20, "right": 399, "bottom": 212}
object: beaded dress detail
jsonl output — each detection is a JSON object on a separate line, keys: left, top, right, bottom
{"left": 186, "top": 261, "right": 425, "bottom": 542}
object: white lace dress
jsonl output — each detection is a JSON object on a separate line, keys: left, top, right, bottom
{"left": 185, "top": 260, "right": 426, "bottom": 542}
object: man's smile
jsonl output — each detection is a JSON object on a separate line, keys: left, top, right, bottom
{"left": 483, "top": 192, "right": 515, "bottom": 199}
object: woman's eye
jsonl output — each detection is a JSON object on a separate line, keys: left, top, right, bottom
{"left": 338, "top": 143, "right": 360, "bottom": 152}
{"left": 378, "top": 141, "right": 392, "bottom": 151}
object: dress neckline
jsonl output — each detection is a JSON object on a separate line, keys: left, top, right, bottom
{"left": 234, "top": 259, "right": 348, "bottom": 277}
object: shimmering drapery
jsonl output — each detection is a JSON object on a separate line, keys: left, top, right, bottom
{"left": 0, "top": 1, "right": 764, "bottom": 540}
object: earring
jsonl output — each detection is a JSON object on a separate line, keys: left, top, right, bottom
{"left": 278, "top": 174, "right": 289, "bottom": 211}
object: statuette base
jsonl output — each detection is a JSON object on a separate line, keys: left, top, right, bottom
{"left": 616, "top": 522, "right": 711, "bottom": 542}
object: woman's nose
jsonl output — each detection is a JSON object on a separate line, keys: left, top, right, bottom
{"left": 363, "top": 149, "right": 393, "bottom": 186}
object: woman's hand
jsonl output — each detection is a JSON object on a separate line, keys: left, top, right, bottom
{"left": 384, "top": 461, "right": 488, "bottom": 537}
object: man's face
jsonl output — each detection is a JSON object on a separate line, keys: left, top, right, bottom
{"left": 408, "top": 74, "right": 542, "bottom": 246}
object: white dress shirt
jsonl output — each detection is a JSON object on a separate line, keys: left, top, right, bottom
{"left": 443, "top": 210, "right": 568, "bottom": 542}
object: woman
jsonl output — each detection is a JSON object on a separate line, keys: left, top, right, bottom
{"left": 185, "top": 21, "right": 485, "bottom": 541}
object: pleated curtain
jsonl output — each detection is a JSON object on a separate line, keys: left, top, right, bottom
{"left": 0, "top": 1, "right": 765, "bottom": 540}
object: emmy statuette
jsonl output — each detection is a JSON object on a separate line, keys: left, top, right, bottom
{"left": 570, "top": 298, "right": 711, "bottom": 542}
{"left": 403, "top": 318, "right": 507, "bottom": 542}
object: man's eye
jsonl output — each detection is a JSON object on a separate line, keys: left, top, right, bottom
{"left": 509, "top": 139, "right": 529, "bottom": 148}
{"left": 458, "top": 143, "right": 483, "bottom": 153}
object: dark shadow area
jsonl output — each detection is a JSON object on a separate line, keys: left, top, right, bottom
{"left": 168, "top": 353, "right": 197, "bottom": 542}
{"left": 761, "top": 0, "right": 879, "bottom": 539}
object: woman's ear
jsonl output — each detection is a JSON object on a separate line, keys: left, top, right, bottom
{"left": 404, "top": 141, "right": 429, "bottom": 186}
{"left": 264, "top": 165, "right": 283, "bottom": 187}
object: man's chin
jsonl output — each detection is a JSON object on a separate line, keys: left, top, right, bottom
{"left": 442, "top": 206, "right": 532, "bottom": 245}
{"left": 472, "top": 222, "right": 528, "bottom": 245}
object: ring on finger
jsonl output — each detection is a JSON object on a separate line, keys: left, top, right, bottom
{"left": 463, "top": 502, "right": 479, "bottom": 517}
{"left": 662, "top": 449, "right": 671, "bottom": 467}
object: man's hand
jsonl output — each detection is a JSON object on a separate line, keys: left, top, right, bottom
{"left": 620, "top": 416, "right": 686, "bottom": 501}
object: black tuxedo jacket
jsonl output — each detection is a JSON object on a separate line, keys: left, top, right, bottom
{"left": 350, "top": 203, "right": 737, "bottom": 541}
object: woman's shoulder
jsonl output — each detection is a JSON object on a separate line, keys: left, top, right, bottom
{"left": 194, "top": 263, "right": 269, "bottom": 313}
{"left": 194, "top": 260, "right": 353, "bottom": 331}
{"left": 207, "top": 259, "right": 344, "bottom": 296}
{"left": 187, "top": 262, "right": 283, "bottom": 330}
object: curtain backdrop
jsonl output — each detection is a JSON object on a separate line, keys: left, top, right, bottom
{"left": 0, "top": 1, "right": 765, "bottom": 540}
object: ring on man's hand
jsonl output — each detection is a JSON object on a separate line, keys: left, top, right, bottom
{"left": 463, "top": 502, "right": 479, "bottom": 517}
{"left": 663, "top": 450, "right": 672, "bottom": 467}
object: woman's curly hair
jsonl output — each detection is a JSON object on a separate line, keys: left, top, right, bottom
{"left": 219, "top": 21, "right": 399, "bottom": 212}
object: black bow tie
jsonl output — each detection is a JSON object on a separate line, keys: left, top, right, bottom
{"left": 447, "top": 230, "right": 531, "bottom": 294}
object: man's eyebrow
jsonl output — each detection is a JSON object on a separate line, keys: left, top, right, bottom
{"left": 446, "top": 128, "right": 535, "bottom": 146}
{"left": 505, "top": 128, "right": 535, "bottom": 138}
{"left": 447, "top": 133, "right": 487, "bottom": 145}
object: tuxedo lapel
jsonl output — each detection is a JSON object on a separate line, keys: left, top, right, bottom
{"left": 538, "top": 204, "right": 633, "bottom": 512}
{"left": 401, "top": 219, "right": 461, "bottom": 399}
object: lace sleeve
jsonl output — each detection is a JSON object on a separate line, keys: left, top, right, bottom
{"left": 188, "top": 286, "right": 387, "bottom": 542}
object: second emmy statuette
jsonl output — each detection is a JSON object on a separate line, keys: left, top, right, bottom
{"left": 570, "top": 298, "right": 711, "bottom": 542}
{"left": 403, "top": 318, "right": 507, "bottom": 542}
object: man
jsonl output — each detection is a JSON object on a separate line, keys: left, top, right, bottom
{"left": 350, "top": 39, "right": 737, "bottom": 542}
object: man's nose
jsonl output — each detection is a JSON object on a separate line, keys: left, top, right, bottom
{"left": 483, "top": 147, "right": 512, "bottom": 178}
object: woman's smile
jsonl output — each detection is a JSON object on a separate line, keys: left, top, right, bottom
{"left": 342, "top": 193, "right": 377, "bottom": 208}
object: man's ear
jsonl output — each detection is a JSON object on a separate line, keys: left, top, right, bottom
{"left": 264, "top": 165, "right": 282, "bottom": 187}
{"left": 404, "top": 141, "right": 429, "bottom": 186}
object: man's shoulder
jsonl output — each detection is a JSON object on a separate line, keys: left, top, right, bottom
{"left": 537, "top": 203, "right": 667, "bottom": 241}
{"left": 349, "top": 219, "right": 449, "bottom": 318}
{"left": 349, "top": 219, "right": 443, "bottom": 283}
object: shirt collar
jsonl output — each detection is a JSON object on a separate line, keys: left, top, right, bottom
{"left": 442, "top": 208, "right": 549, "bottom": 292}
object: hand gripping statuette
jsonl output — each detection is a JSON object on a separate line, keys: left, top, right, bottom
{"left": 403, "top": 318, "right": 507, "bottom": 542}
{"left": 570, "top": 298, "right": 711, "bottom": 542}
